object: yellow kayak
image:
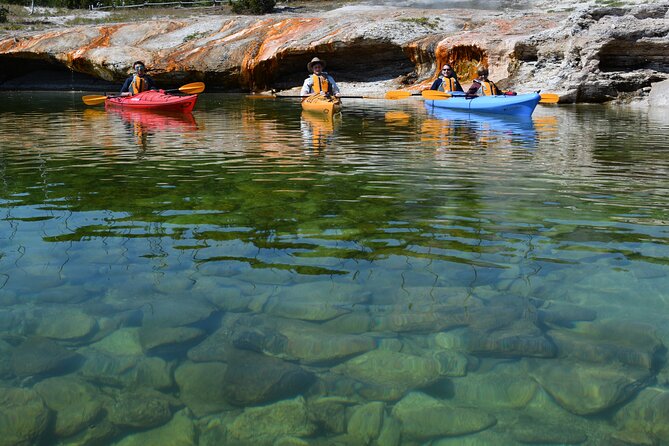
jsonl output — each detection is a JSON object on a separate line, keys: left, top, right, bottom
{"left": 301, "top": 94, "right": 342, "bottom": 115}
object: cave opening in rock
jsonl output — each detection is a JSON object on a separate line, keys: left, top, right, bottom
{"left": 249, "top": 41, "right": 415, "bottom": 92}
{"left": 598, "top": 40, "right": 669, "bottom": 73}
{"left": 0, "top": 56, "right": 116, "bottom": 91}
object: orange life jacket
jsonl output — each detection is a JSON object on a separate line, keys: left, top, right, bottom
{"left": 479, "top": 79, "right": 502, "bottom": 96}
{"left": 311, "top": 74, "right": 331, "bottom": 95}
{"left": 438, "top": 77, "right": 459, "bottom": 92}
{"left": 130, "top": 75, "right": 149, "bottom": 95}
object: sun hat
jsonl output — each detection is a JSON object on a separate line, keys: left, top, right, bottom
{"left": 307, "top": 57, "right": 326, "bottom": 72}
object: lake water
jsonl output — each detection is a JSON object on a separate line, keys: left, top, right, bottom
{"left": 1, "top": 91, "right": 668, "bottom": 445}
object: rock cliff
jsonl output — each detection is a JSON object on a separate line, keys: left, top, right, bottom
{"left": 0, "top": 1, "right": 667, "bottom": 102}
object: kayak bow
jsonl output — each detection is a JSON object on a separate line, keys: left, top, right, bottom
{"left": 105, "top": 90, "right": 198, "bottom": 113}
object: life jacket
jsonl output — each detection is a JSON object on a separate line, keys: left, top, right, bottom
{"left": 311, "top": 74, "right": 332, "bottom": 95}
{"left": 130, "top": 74, "right": 149, "bottom": 95}
{"left": 438, "top": 76, "right": 460, "bottom": 92}
{"left": 478, "top": 79, "right": 502, "bottom": 96}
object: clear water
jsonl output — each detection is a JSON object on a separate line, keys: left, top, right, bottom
{"left": 1, "top": 91, "right": 669, "bottom": 445}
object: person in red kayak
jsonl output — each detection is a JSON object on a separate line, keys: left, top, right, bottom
{"left": 466, "top": 66, "right": 515, "bottom": 97}
{"left": 120, "top": 61, "right": 157, "bottom": 96}
{"left": 300, "top": 57, "right": 341, "bottom": 98}
{"left": 430, "top": 64, "right": 464, "bottom": 92}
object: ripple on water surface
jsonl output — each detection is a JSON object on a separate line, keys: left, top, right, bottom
{"left": 0, "top": 93, "right": 669, "bottom": 444}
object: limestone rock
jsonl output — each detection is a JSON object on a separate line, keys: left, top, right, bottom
{"left": 0, "top": 387, "right": 50, "bottom": 446}
{"left": 113, "top": 409, "right": 196, "bottom": 446}
{"left": 391, "top": 392, "right": 496, "bottom": 441}
{"left": 34, "top": 376, "right": 104, "bottom": 438}
{"left": 529, "top": 359, "right": 651, "bottom": 415}
{"left": 227, "top": 396, "right": 317, "bottom": 444}
{"left": 347, "top": 402, "right": 385, "bottom": 444}
{"left": 221, "top": 349, "right": 315, "bottom": 406}
{"left": 649, "top": 79, "right": 669, "bottom": 107}
{"left": 107, "top": 389, "right": 174, "bottom": 429}
{"left": 614, "top": 387, "right": 669, "bottom": 443}
{"left": 174, "top": 361, "right": 230, "bottom": 416}
{"left": 11, "top": 336, "right": 80, "bottom": 377}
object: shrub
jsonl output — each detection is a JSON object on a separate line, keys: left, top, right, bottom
{"left": 0, "top": 6, "right": 8, "bottom": 23}
{"left": 229, "top": 0, "right": 275, "bottom": 14}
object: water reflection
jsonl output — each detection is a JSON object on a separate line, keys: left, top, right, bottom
{"left": 423, "top": 102, "right": 539, "bottom": 149}
{"left": 1, "top": 93, "right": 669, "bottom": 445}
{"left": 300, "top": 111, "right": 341, "bottom": 151}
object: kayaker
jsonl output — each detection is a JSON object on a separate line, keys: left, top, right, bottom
{"left": 430, "top": 64, "right": 464, "bottom": 92}
{"left": 466, "top": 66, "right": 515, "bottom": 97}
{"left": 301, "top": 57, "right": 341, "bottom": 98}
{"left": 120, "top": 61, "right": 157, "bottom": 96}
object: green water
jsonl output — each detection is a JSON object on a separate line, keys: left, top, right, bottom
{"left": 1, "top": 92, "right": 668, "bottom": 445}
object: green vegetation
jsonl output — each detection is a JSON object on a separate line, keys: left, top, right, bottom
{"left": 398, "top": 16, "right": 439, "bottom": 30}
{"left": 183, "top": 30, "right": 207, "bottom": 41}
{"left": 0, "top": 6, "right": 8, "bottom": 22}
{"left": 229, "top": 0, "right": 275, "bottom": 14}
{"left": 595, "top": 0, "right": 625, "bottom": 6}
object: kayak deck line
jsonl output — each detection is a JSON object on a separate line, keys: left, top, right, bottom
{"left": 425, "top": 93, "right": 541, "bottom": 117}
{"left": 105, "top": 90, "right": 198, "bottom": 113}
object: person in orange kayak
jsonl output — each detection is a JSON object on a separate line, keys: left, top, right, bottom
{"left": 300, "top": 57, "right": 341, "bottom": 98}
{"left": 120, "top": 61, "right": 157, "bottom": 96}
{"left": 430, "top": 64, "right": 464, "bottom": 92}
{"left": 466, "top": 66, "right": 515, "bottom": 97}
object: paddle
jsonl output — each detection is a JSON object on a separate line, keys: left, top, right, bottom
{"left": 422, "top": 89, "right": 560, "bottom": 103}
{"left": 248, "top": 94, "right": 379, "bottom": 99}
{"left": 82, "top": 82, "right": 206, "bottom": 106}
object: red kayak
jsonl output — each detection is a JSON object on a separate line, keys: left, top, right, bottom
{"left": 106, "top": 90, "right": 198, "bottom": 113}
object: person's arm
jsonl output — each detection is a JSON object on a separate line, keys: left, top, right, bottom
{"left": 328, "top": 75, "right": 340, "bottom": 97}
{"left": 146, "top": 76, "right": 157, "bottom": 91}
{"left": 454, "top": 78, "right": 464, "bottom": 92}
{"left": 465, "top": 81, "right": 480, "bottom": 97}
{"left": 120, "top": 77, "right": 132, "bottom": 95}
{"left": 301, "top": 77, "right": 313, "bottom": 96}
{"left": 430, "top": 78, "right": 442, "bottom": 91}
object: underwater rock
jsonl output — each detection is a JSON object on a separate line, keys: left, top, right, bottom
{"left": 614, "top": 387, "right": 669, "bottom": 444}
{"left": 450, "top": 363, "right": 539, "bottom": 409}
{"left": 33, "top": 308, "right": 98, "bottom": 342}
{"left": 347, "top": 401, "right": 385, "bottom": 444}
{"left": 139, "top": 326, "right": 205, "bottom": 355}
{"left": 89, "top": 327, "right": 143, "bottom": 356}
{"left": 335, "top": 349, "right": 446, "bottom": 389}
{"left": 552, "top": 319, "right": 664, "bottom": 373}
{"left": 174, "top": 361, "right": 230, "bottom": 416}
{"left": 0, "top": 387, "right": 50, "bottom": 446}
{"left": 534, "top": 300, "right": 597, "bottom": 327}
{"left": 391, "top": 392, "right": 496, "bottom": 440}
{"left": 34, "top": 376, "right": 104, "bottom": 438}
{"left": 79, "top": 351, "right": 173, "bottom": 389}
{"left": 226, "top": 396, "right": 317, "bottom": 445}
{"left": 509, "top": 414, "right": 588, "bottom": 444}
{"left": 307, "top": 397, "right": 351, "bottom": 435}
{"left": 232, "top": 315, "right": 376, "bottom": 364}
{"left": 11, "top": 336, "right": 80, "bottom": 377}
{"left": 113, "top": 409, "right": 196, "bottom": 446}
{"left": 466, "top": 320, "right": 558, "bottom": 358}
{"left": 529, "top": 359, "right": 651, "bottom": 415}
{"left": 107, "top": 388, "right": 174, "bottom": 429}
{"left": 0, "top": 340, "right": 13, "bottom": 379}
{"left": 221, "top": 349, "right": 315, "bottom": 406}
{"left": 376, "top": 414, "right": 402, "bottom": 446}
{"left": 141, "top": 298, "right": 216, "bottom": 328}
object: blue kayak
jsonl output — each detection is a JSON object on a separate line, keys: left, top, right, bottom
{"left": 425, "top": 93, "right": 541, "bottom": 117}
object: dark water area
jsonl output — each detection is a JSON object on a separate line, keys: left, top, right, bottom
{"left": 1, "top": 91, "right": 669, "bottom": 445}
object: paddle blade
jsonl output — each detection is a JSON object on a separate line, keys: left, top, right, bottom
{"left": 540, "top": 93, "right": 559, "bottom": 104}
{"left": 385, "top": 90, "right": 413, "bottom": 100}
{"left": 179, "top": 82, "right": 205, "bottom": 94}
{"left": 421, "top": 90, "right": 452, "bottom": 100}
{"left": 82, "top": 95, "right": 108, "bottom": 106}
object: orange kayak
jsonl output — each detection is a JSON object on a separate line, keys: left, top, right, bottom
{"left": 301, "top": 95, "right": 342, "bottom": 115}
{"left": 106, "top": 90, "right": 198, "bottom": 113}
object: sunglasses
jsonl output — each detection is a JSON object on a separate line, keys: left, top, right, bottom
{"left": 442, "top": 68, "right": 452, "bottom": 72}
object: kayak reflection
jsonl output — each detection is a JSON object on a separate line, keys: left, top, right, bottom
{"left": 108, "top": 108, "right": 199, "bottom": 149}
{"left": 300, "top": 111, "right": 341, "bottom": 151}
{"left": 423, "top": 103, "right": 538, "bottom": 149}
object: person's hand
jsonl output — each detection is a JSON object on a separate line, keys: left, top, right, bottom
{"left": 320, "top": 91, "right": 327, "bottom": 96}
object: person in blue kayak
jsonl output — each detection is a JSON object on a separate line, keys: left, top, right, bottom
{"left": 120, "top": 61, "right": 157, "bottom": 96}
{"left": 301, "top": 57, "right": 341, "bottom": 98}
{"left": 466, "top": 66, "right": 515, "bottom": 97}
{"left": 430, "top": 64, "right": 464, "bottom": 92}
